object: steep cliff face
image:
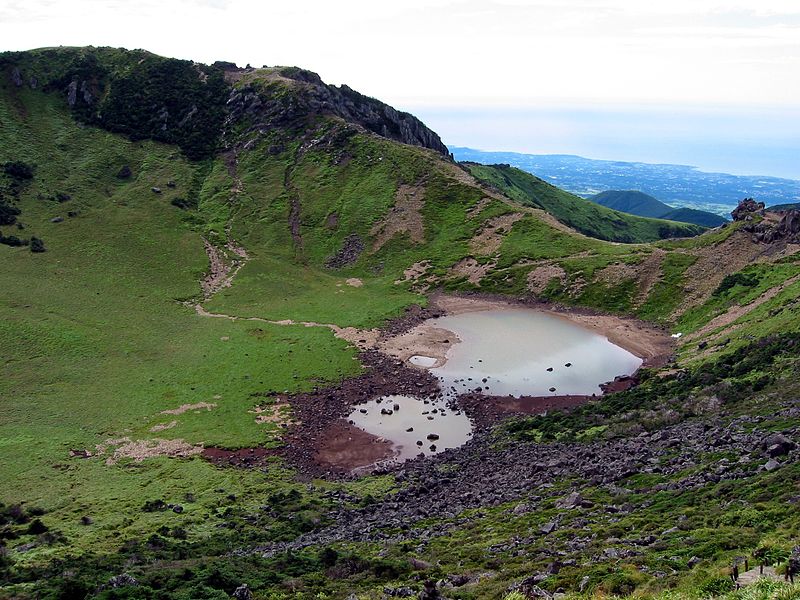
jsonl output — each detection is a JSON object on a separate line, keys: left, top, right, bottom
{"left": 223, "top": 65, "right": 450, "bottom": 157}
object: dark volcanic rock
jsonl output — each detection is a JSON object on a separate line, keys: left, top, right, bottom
{"left": 224, "top": 68, "right": 450, "bottom": 157}
{"left": 763, "top": 433, "right": 796, "bottom": 457}
{"left": 325, "top": 233, "right": 364, "bottom": 268}
{"left": 731, "top": 198, "right": 765, "bottom": 221}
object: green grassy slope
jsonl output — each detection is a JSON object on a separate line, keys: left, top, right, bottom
{"left": 590, "top": 190, "right": 728, "bottom": 228}
{"left": 464, "top": 163, "right": 705, "bottom": 242}
{"left": 0, "top": 79, "right": 365, "bottom": 560}
{"left": 660, "top": 207, "right": 728, "bottom": 228}
{"left": 1, "top": 48, "right": 799, "bottom": 600}
{"left": 591, "top": 189, "right": 671, "bottom": 218}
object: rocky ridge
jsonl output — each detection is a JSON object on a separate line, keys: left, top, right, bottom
{"left": 221, "top": 65, "right": 450, "bottom": 157}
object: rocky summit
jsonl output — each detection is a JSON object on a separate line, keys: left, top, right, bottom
{"left": 0, "top": 47, "right": 799, "bottom": 600}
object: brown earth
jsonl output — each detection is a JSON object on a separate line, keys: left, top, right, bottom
{"left": 100, "top": 437, "right": 203, "bottom": 465}
{"left": 371, "top": 183, "right": 426, "bottom": 252}
{"left": 378, "top": 325, "right": 460, "bottom": 369}
{"left": 632, "top": 250, "right": 666, "bottom": 308}
{"left": 312, "top": 419, "right": 395, "bottom": 472}
{"left": 448, "top": 257, "right": 496, "bottom": 285}
{"left": 678, "top": 231, "right": 770, "bottom": 314}
{"left": 527, "top": 264, "right": 568, "bottom": 295}
{"left": 470, "top": 213, "right": 524, "bottom": 255}
{"left": 161, "top": 402, "right": 217, "bottom": 415}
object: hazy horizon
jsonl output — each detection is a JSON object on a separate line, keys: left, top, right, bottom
{"left": 2, "top": 0, "right": 798, "bottom": 179}
{"left": 410, "top": 104, "right": 800, "bottom": 180}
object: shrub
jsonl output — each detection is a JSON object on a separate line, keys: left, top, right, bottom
{"left": 0, "top": 200, "right": 21, "bottom": 226}
{"left": 30, "top": 237, "right": 46, "bottom": 253}
{"left": 714, "top": 272, "right": 760, "bottom": 296}
{"left": 3, "top": 161, "right": 34, "bottom": 180}
{"left": 698, "top": 575, "right": 734, "bottom": 595}
{"left": 0, "top": 232, "right": 28, "bottom": 247}
{"left": 27, "top": 519, "right": 49, "bottom": 535}
{"left": 171, "top": 197, "right": 193, "bottom": 210}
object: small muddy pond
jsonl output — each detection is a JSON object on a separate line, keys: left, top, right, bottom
{"left": 430, "top": 309, "right": 642, "bottom": 398}
{"left": 348, "top": 395, "right": 472, "bottom": 461}
{"left": 349, "top": 307, "right": 642, "bottom": 463}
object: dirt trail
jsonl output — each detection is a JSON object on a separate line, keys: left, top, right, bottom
{"left": 200, "top": 151, "right": 251, "bottom": 299}
{"left": 195, "top": 304, "right": 379, "bottom": 350}
{"left": 736, "top": 566, "right": 781, "bottom": 587}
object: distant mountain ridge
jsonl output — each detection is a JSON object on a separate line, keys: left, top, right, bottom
{"left": 590, "top": 190, "right": 728, "bottom": 228}
{"left": 464, "top": 164, "right": 704, "bottom": 242}
{"left": 590, "top": 190, "right": 669, "bottom": 218}
{"left": 450, "top": 146, "right": 800, "bottom": 215}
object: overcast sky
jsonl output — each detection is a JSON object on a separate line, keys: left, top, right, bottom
{"left": 2, "top": 0, "right": 799, "bottom": 176}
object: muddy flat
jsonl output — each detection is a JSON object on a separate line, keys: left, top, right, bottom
{"left": 348, "top": 395, "right": 473, "bottom": 460}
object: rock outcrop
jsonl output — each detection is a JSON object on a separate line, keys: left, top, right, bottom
{"left": 731, "top": 198, "right": 765, "bottom": 221}
{"left": 732, "top": 198, "right": 800, "bottom": 244}
{"left": 223, "top": 66, "right": 450, "bottom": 157}
{"left": 11, "top": 66, "right": 22, "bottom": 87}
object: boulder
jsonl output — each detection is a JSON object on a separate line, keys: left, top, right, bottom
{"left": 67, "top": 80, "right": 78, "bottom": 106}
{"left": 556, "top": 491, "right": 591, "bottom": 509}
{"left": 762, "top": 433, "right": 795, "bottom": 457}
{"left": 731, "top": 198, "right": 765, "bottom": 221}
{"left": 540, "top": 521, "right": 557, "bottom": 535}
{"left": 231, "top": 583, "right": 252, "bottom": 600}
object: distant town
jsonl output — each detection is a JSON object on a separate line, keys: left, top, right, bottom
{"left": 451, "top": 147, "right": 800, "bottom": 216}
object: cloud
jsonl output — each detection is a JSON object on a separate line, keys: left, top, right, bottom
{"left": 0, "top": 0, "right": 797, "bottom": 107}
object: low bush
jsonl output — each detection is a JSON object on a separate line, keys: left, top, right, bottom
{"left": 29, "top": 237, "right": 46, "bottom": 253}
{"left": 3, "top": 161, "right": 34, "bottom": 180}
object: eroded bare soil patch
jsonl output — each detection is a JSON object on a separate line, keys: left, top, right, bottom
{"left": 161, "top": 402, "right": 217, "bottom": 415}
{"left": 470, "top": 213, "right": 523, "bottom": 255}
{"left": 371, "top": 184, "right": 426, "bottom": 252}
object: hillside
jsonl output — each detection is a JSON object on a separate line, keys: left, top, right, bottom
{"left": 450, "top": 146, "right": 800, "bottom": 214}
{"left": 591, "top": 189, "right": 671, "bottom": 218}
{"left": 591, "top": 190, "right": 728, "bottom": 228}
{"left": 463, "top": 163, "right": 704, "bottom": 243}
{"left": 1, "top": 47, "right": 800, "bottom": 600}
{"left": 659, "top": 206, "right": 728, "bottom": 228}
